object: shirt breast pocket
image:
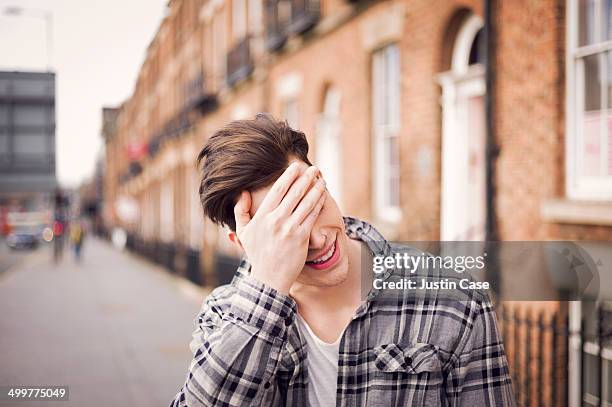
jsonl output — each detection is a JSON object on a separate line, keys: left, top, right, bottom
{"left": 370, "top": 343, "right": 444, "bottom": 406}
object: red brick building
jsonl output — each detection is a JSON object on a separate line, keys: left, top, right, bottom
{"left": 101, "top": 0, "right": 612, "bottom": 404}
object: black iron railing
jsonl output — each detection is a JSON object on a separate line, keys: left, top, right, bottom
{"left": 226, "top": 37, "right": 253, "bottom": 87}
{"left": 214, "top": 253, "right": 241, "bottom": 286}
{"left": 265, "top": 0, "right": 319, "bottom": 52}
{"left": 498, "top": 303, "right": 569, "bottom": 406}
{"left": 183, "top": 72, "right": 218, "bottom": 114}
{"left": 124, "top": 233, "right": 206, "bottom": 287}
{"left": 186, "top": 248, "right": 203, "bottom": 286}
{"left": 265, "top": 0, "right": 288, "bottom": 51}
{"left": 288, "top": 0, "right": 319, "bottom": 35}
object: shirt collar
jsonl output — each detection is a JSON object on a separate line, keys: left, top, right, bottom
{"left": 342, "top": 216, "right": 396, "bottom": 317}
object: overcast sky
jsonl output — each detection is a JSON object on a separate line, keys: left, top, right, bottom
{"left": 0, "top": 0, "right": 167, "bottom": 187}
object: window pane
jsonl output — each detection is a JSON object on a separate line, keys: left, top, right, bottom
{"left": 232, "top": 0, "right": 247, "bottom": 39}
{"left": 12, "top": 78, "right": 53, "bottom": 98}
{"left": 278, "top": 1, "right": 291, "bottom": 26}
{"left": 583, "top": 111, "right": 602, "bottom": 177}
{"left": 469, "top": 29, "right": 485, "bottom": 65}
{"left": 14, "top": 133, "right": 48, "bottom": 155}
{"left": 386, "top": 137, "right": 399, "bottom": 207}
{"left": 283, "top": 99, "right": 299, "bottom": 129}
{"left": 583, "top": 352, "right": 600, "bottom": 398}
{"left": 372, "top": 50, "right": 385, "bottom": 127}
{"left": 373, "top": 44, "right": 400, "bottom": 211}
{"left": 386, "top": 135, "right": 399, "bottom": 167}
{"left": 0, "top": 105, "right": 8, "bottom": 126}
{"left": 585, "top": 54, "right": 601, "bottom": 112}
{"left": 580, "top": 0, "right": 598, "bottom": 46}
{"left": 581, "top": 55, "right": 604, "bottom": 177}
{"left": 213, "top": 9, "right": 227, "bottom": 80}
{"left": 249, "top": 0, "right": 262, "bottom": 33}
{"left": 0, "top": 133, "right": 8, "bottom": 153}
{"left": 608, "top": 52, "right": 612, "bottom": 175}
{"left": 388, "top": 175, "right": 399, "bottom": 207}
{"left": 14, "top": 105, "right": 49, "bottom": 127}
{"left": 386, "top": 44, "right": 400, "bottom": 128}
{"left": 605, "top": 0, "right": 612, "bottom": 40}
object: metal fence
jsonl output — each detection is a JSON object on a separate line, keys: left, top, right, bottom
{"left": 124, "top": 233, "right": 204, "bottom": 287}
{"left": 498, "top": 302, "right": 569, "bottom": 407}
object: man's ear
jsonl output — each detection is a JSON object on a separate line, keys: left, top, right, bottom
{"left": 227, "top": 229, "right": 243, "bottom": 250}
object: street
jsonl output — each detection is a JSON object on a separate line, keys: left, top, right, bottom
{"left": 0, "top": 237, "right": 207, "bottom": 407}
{"left": 0, "top": 239, "right": 34, "bottom": 274}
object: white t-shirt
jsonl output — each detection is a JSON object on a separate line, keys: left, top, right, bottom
{"left": 296, "top": 314, "right": 342, "bottom": 407}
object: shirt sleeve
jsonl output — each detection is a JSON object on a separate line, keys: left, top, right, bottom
{"left": 444, "top": 294, "right": 516, "bottom": 406}
{"left": 170, "top": 275, "right": 297, "bottom": 407}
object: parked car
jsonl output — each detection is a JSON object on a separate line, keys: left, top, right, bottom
{"left": 6, "top": 227, "right": 40, "bottom": 250}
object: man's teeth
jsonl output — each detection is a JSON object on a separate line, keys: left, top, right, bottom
{"left": 310, "top": 243, "right": 335, "bottom": 264}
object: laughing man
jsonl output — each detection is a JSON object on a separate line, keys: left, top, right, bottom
{"left": 171, "top": 113, "right": 515, "bottom": 406}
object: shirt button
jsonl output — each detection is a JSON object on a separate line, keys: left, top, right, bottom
{"left": 264, "top": 382, "right": 271, "bottom": 389}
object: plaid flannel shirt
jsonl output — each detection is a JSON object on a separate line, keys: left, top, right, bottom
{"left": 171, "top": 217, "right": 515, "bottom": 406}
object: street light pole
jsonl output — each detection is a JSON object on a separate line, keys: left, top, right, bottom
{"left": 2, "top": 6, "right": 54, "bottom": 71}
{"left": 44, "top": 10, "right": 53, "bottom": 71}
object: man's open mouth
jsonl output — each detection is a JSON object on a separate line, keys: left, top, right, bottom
{"left": 305, "top": 238, "right": 340, "bottom": 270}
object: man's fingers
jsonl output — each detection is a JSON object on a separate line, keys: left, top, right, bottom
{"left": 234, "top": 191, "right": 252, "bottom": 232}
{"left": 299, "top": 191, "right": 326, "bottom": 233}
{"left": 291, "top": 177, "right": 326, "bottom": 225}
{"left": 256, "top": 162, "right": 301, "bottom": 215}
{"left": 276, "top": 166, "right": 319, "bottom": 216}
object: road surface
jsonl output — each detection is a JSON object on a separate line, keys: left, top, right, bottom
{"left": 0, "top": 237, "right": 208, "bottom": 407}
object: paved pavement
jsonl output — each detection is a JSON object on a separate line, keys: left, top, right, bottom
{"left": 0, "top": 238, "right": 208, "bottom": 407}
{"left": 0, "top": 238, "right": 36, "bottom": 274}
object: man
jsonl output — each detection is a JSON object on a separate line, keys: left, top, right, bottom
{"left": 171, "top": 113, "right": 515, "bottom": 406}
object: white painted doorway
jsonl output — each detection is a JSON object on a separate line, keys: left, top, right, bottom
{"left": 438, "top": 14, "right": 487, "bottom": 241}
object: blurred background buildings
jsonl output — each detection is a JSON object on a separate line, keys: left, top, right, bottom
{"left": 0, "top": 0, "right": 609, "bottom": 405}
{"left": 0, "top": 71, "right": 56, "bottom": 226}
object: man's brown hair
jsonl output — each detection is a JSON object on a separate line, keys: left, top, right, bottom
{"left": 197, "top": 113, "right": 312, "bottom": 232}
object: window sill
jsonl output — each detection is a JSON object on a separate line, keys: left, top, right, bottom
{"left": 541, "top": 199, "right": 612, "bottom": 226}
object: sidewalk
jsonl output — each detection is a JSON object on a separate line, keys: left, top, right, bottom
{"left": 0, "top": 238, "right": 209, "bottom": 407}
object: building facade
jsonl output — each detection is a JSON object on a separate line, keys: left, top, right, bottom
{"left": 102, "top": 0, "right": 612, "bottom": 404}
{"left": 0, "top": 71, "right": 56, "bottom": 213}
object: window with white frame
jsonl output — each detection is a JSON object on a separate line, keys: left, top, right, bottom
{"left": 567, "top": 0, "right": 612, "bottom": 199}
{"left": 213, "top": 8, "right": 227, "bottom": 85}
{"left": 372, "top": 43, "right": 401, "bottom": 220}
{"left": 248, "top": 0, "right": 262, "bottom": 35}
{"left": 283, "top": 99, "right": 299, "bottom": 129}
{"left": 316, "top": 87, "right": 343, "bottom": 207}
{"left": 232, "top": 0, "right": 248, "bottom": 40}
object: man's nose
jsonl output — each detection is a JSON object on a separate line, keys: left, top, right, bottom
{"left": 308, "top": 227, "right": 327, "bottom": 250}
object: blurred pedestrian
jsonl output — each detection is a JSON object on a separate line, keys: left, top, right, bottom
{"left": 52, "top": 220, "right": 64, "bottom": 263}
{"left": 70, "top": 219, "right": 86, "bottom": 262}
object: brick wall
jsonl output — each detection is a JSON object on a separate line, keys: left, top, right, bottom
{"left": 103, "top": 0, "right": 612, "bottom": 261}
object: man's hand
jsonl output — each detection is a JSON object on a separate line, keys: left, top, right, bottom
{"left": 234, "top": 163, "right": 327, "bottom": 294}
